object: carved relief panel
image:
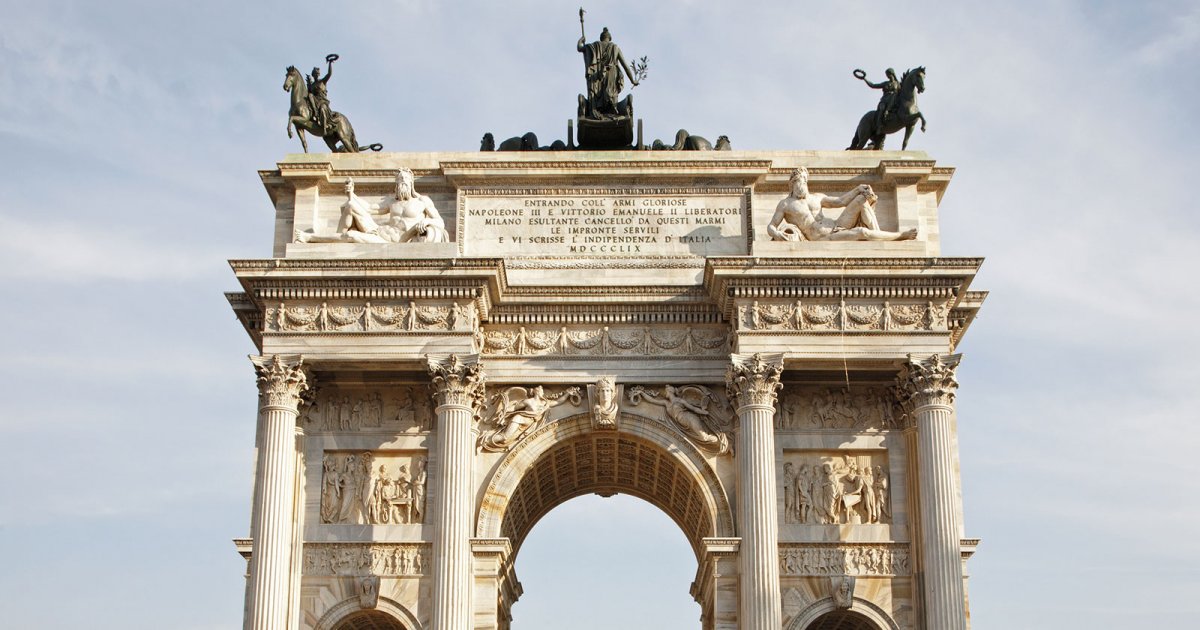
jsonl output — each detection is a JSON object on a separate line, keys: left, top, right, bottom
{"left": 626, "top": 384, "right": 735, "bottom": 455}
{"left": 477, "top": 384, "right": 584, "bottom": 452}
{"left": 301, "top": 385, "right": 432, "bottom": 433}
{"left": 777, "top": 386, "right": 898, "bottom": 431}
{"left": 736, "top": 298, "right": 950, "bottom": 332}
{"left": 781, "top": 451, "right": 891, "bottom": 525}
{"left": 779, "top": 543, "right": 910, "bottom": 576}
{"left": 481, "top": 324, "right": 729, "bottom": 357}
{"left": 265, "top": 300, "right": 479, "bottom": 333}
{"left": 304, "top": 543, "right": 430, "bottom": 576}
{"left": 319, "top": 451, "right": 428, "bottom": 525}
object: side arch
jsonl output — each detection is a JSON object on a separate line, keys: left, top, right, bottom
{"left": 475, "top": 412, "right": 735, "bottom": 558}
{"left": 314, "top": 595, "right": 422, "bottom": 630}
{"left": 787, "top": 597, "right": 900, "bottom": 630}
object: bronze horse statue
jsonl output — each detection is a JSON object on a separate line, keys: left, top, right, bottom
{"left": 282, "top": 66, "right": 380, "bottom": 153}
{"left": 848, "top": 67, "right": 927, "bottom": 151}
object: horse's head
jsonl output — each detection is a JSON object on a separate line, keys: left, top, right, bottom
{"left": 283, "top": 65, "right": 300, "bottom": 92}
{"left": 911, "top": 66, "right": 926, "bottom": 94}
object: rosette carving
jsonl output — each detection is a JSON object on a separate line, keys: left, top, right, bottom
{"left": 251, "top": 354, "right": 313, "bottom": 410}
{"left": 725, "top": 353, "right": 784, "bottom": 409}
{"left": 895, "top": 353, "right": 961, "bottom": 411}
{"left": 427, "top": 353, "right": 485, "bottom": 410}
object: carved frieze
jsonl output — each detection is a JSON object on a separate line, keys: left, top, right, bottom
{"left": 736, "top": 299, "right": 950, "bottom": 332}
{"left": 251, "top": 354, "right": 312, "bottom": 409}
{"left": 480, "top": 324, "right": 729, "bottom": 357}
{"left": 782, "top": 452, "right": 891, "bottom": 525}
{"left": 300, "top": 385, "right": 431, "bottom": 433}
{"left": 478, "top": 385, "right": 583, "bottom": 452}
{"left": 264, "top": 300, "right": 479, "bottom": 333}
{"left": 777, "top": 387, "right": 898, "bottom": 431}
{"left": 779, "top": 544, "right": 910, "bottom": 576}
{"left": 303, "top": 543, "right": 430, "bottom": 576}
{"left": 320, "top": 451, "right": 428, "bottom": 525}
{"left": 627, "top": 384, "right": 733, "bottom": 454}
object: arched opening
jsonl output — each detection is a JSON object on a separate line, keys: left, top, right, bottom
{"left": 804, "top": 609, "right": 881, "bottom": 630}
{"left": 476, "top": 413, "right": 736, "bottom": 626}
{"left": 331, "top": 610, "right": 408, "bottom": 630}
{"left": 514, "top": 493, "right": 699, "bottom": 627}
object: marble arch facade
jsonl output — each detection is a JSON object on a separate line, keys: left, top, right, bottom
{"left": 229, "top": 150, "right": 986, "bottom": 630}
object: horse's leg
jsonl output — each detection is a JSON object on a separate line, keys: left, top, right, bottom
{"left": 325, "top": 134, "right": 341, "bottom": 152}
{"left": 298, "top": 128, "right": 308, "bottom": 153}
{"left": 919, "top": 113, "right": 927, "bottom": 132}
{"left": 902, "top": 125, "right": 914, "bottom": 150}
{"left": 287, "top": 118, "right": 293, "bottom": 139}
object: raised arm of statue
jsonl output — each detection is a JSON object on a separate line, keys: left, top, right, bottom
{"left": 821, "top": 184, "right": 872, "bottom": 209}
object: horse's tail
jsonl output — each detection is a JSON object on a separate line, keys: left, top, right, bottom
{"left": 358, "top": 143, "right": 383, "bottom": 152}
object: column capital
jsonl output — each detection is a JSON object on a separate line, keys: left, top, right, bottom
{"left": 427, "top": 353, "right": 486, "bottom": 410}
{"left": 895, "top": 353, "right": 961, "bottom": 413}
{"left": 250, "top": 354, "right": 312, "bottom": 410}
{"left": 725, "top": 353, "right": 784, "bottom": 410}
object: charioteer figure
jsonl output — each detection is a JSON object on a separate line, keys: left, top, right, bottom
{"left": 574, "top": 8, "right": 647, "bottom": 149}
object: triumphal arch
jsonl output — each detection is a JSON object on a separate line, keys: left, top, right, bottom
{"left": 228, "top": 145, "right": 985, "bottom": 629}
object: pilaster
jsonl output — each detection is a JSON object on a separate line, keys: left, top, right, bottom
{"left": 725, "top": 353, "right": 784, "bottom": 630}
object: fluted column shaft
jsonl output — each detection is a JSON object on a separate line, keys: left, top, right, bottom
{"left": 898, "top": 354, "right": 966, "bottom": 630}
{"left": 428, "top": 354, "right": 485, "bottom": 630}
{"left": 247, "top": 355, "right": 311, "bottom": 630}
{"left": 726, "top": 354, "right": 783, "bottom": 630}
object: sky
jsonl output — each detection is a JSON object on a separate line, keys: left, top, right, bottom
{"left": 1, "top": 0, "right": 1198, "bottom": 628}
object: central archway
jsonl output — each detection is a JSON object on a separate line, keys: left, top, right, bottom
{"left": 477, "top": 413, "right": 735, "bottom": 557}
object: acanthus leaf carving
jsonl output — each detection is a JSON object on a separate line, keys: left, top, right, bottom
{"left": 725, "top": 353, "right": 784, "bottom": 409}
{"left": 251, "top": 354, "right": 312, "bottom": 409}
{"left": 895, "top": 353, "right": 961, "bottom": 411}
{"left": 427, "top": 353, "right": 485, "bottom": 411}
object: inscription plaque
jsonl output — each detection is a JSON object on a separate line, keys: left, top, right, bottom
{"left": 457, "top": 187, "right": 750, "bottom": 257}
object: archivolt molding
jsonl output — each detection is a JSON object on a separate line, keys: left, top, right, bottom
{"left": 475, "top": 412, "right": 734, "bottom": 557}
{"left": 786, "top": 597, "right": 900, "bottom": 630}
{"left": 313, "top": 595, "right": 422, "bottom": 630}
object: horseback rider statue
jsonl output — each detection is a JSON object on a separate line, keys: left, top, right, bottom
{"left": 282, "top": 54, "right": 381, "bottom": 154}
{"left": 857, "top": 68, "right": 901, "bottom": 131}
{"left": 847, "top": 66, "right": 928, "bottom": 151}
{"left": 306, "top": 56, "right": 335, "bottom": 134}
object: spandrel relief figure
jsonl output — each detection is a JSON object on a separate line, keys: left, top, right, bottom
{"left": 767, "top": 168, "right": 917, "bottom": 242}
{"left": 627, "top": 384, "right": 732, "bottom": 454}
{"left": 296, "top": 170, "right": 449, "bottom": 244}
{"left": 479, "top": 386, "right": 582, "bottom": 452}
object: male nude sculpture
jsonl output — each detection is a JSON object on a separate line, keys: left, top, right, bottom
{"left": 296, "top": 168, "right": 449, "bottom": 244}
{"left": 766, "top": 168, "right": 917, "bottom": 242}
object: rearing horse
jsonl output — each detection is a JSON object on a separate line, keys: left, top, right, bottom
{"left": 848, "top": 67, "right": 927, "bottom": 151}
{"left": 283, "top": 66, "right": 379, "bottom": 153}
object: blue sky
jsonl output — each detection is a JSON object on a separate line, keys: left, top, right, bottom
{"left": 1, "top": 1, "right": 1198, "bottom": 628}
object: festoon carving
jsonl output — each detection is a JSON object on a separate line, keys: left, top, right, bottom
{"left": 894, "top": 353, "right": 961, "bottom": 413}
{"left": 427, "top": 353, "right": 485, "bottom": 410}
{"left": 725, "top": 353, "right": 784, "bottom": 409}
{"left": 251, "top": 354, "right": 313, "bottom": 409}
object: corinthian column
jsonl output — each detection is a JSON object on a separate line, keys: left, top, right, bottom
{"left": 897, "top": 354, "right": 966, "bottom": 630}
{"left": 428, "top": 354, "right": 485, "bottom": 630}
{"left": 725, "top": 353, "right": 784, "bottom": 630}
{"left": 247, "top": 355, "right": 311, "bottom": 630}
